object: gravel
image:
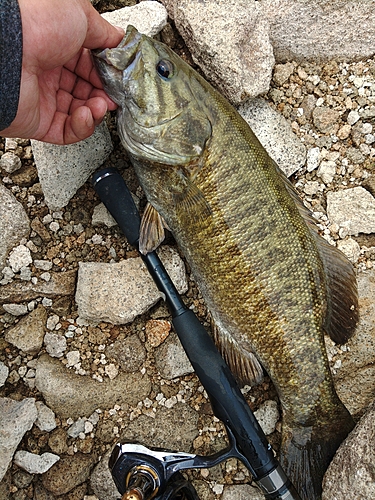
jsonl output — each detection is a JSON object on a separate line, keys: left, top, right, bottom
{"left": 1, "top": 2, "right": 375, "bottom": 499}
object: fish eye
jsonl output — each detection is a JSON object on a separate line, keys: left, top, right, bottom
{"left": 156, "top": 59, "right": 175, "bottom": 80}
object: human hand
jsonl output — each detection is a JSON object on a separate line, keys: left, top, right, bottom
{"left": 0, "top": 0, "right": 124, "bottom": 145}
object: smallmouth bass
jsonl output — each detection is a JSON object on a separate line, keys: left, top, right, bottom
{"left": 94, "top": 26, "right": 358, "bottom": 499}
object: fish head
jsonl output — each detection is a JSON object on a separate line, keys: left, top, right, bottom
{"left": 93, "top": 25, "right": 212, "bottom": 166}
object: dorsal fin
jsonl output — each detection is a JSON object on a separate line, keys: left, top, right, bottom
{"left": 275, "top": 160, "right": 359, "bottom": 343}
{"left": 314, "top": 233, "right": 358, "bottom": 343}
{"left": 139, "top": 202, "right": 169, "bottom": 255}
{"left": 211, "top": 318, "right": 264, "bottom": 386}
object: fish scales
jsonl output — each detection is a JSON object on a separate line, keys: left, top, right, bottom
{"left": 94, "top": 26, "right": 358, "bottom": 500}
{"left": 177, "top": 110, "right": 331, "bottom": 419}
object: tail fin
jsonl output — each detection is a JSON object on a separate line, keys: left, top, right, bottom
{"left": 279, "top": 404, "right": 354, "bottom": 500}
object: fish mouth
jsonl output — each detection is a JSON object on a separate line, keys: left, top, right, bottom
{"left": 93, "top": 25, "right": 143, "bottom": 73}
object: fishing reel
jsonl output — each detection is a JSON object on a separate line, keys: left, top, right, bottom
{"left": 109, "top": 427, "right": 250, "bottom": 500}
{"left": 109, "top": 443, "right": 200, "bottom": 500}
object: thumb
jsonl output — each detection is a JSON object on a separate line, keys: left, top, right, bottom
{"left": 83, "top": 2, "right": 124, "bottom": 49}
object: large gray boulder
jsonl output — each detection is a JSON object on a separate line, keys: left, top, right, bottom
{"left": 162, "top": 0, "right": 375, "bottom": 104}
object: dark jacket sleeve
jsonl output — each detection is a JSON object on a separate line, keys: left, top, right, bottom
{"left": 0, "top": 0, "right": 22, "bottom": 131}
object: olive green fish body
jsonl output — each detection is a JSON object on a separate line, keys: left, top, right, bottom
{"left": 94, "top": 27, "right": 358, "bottom": 499}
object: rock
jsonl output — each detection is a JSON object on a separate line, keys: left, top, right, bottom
{"left": 30, "top": 217, "right": 52, "bottom": 242}
{"left": 162, "top": 0, "right": 274, "bottom": 104}
{"left": 4, "top": 138, "right": 19, "bottom": 151}
{"left": 253, "top": 400, "right": 279, "bottom": 436}
{"left": 322, "top": 401, "right": 375, "bottom": 499}
{"left": 2, "top": 303, "right": 28, "bottom": 316}
{"left": 346, "top": 146, "right": 365, "bottom": 165}
{"left": 106, "top": 334, "right": 146, "bottom": 373}
{"left": 163, "top": 0, "right": 375, "bottom": 105}
{"left": 122, "top": 403, "right": 199, "bottom": 452}
{"left": 76, "top": 246, "right": 188, "bottom": 325}
{"left": 0, "top": 184, "right": 30, "bottom": 270}
{"left": 363, "top": 176, "right": 375, "bottom": 198}
{"left": 222, "top": 483, "right": 264, "bottom": 500}
{"left": 105, "top": 363, "right": 119, "bottom": 380}
{"left": 0, "top": 472, "right": 12, "bottom": 499}
{"left": 90, "top": 451, "right": 119, "bottom": 500}
{"left": 91, "top": 203, "right": 117, "bottom": 228}
{"left": 0, "top": 361, "right": 9, "bottom": 387}
{"left": 335, "top": 269, "right": 375, "bottom": 416}
{"left": 35, "top": 354, "right": 151, "bottom": 419}
{"left": 48, "top": 428, "right": 68, "bottom": 456}
{"left": 154, "top": 332, "right": 194, "bottom": 380}
{"left": 300, "top": 94, "right": 317, "bottom": 121}
{"left": 14, "top": 451, "right": 60, "bottom": 475}
{"left": 336, "top": 238, "right": 361, "bottom": 264}
{"left": 306, "top": 147, "right": 321, "bottom": 172}
{"left": 34, "top": 260, "right": 53, "bottom": 271}
{"left": 347, "top": 110, "right": 361, "bottom": 126}
{"left": 35, "top": 401, "right": 57, "bottom": 432}
{"left": 337, "top": 124, "right": 352, "bottom": 140}
{"left": 44, "top": 332, "right": 67, "bottom": 358}
{"left": 101, "top": 1, "right": 168, "bottom": 36}
{"left": 50, "top": 296, "right": 72, "bottom": 317}
{"left": 0, "top": 270, "right": 77, "bottom": 308}
{"left": 0, "top": 151, "right": 22, "bottom": 173}
{"left": 317, "top": 160, "right": 336, "bottom": 184}
{"left": 0, "top": 398, "right": 38, "bottom": 481}
{"left": 1, "top": 266, "right": 14, "bottom": 284}
{"left": 12, "top": 469, "right": 34, "bottom": 489}
{"left": 262, "top": 0, "right": 375, "bottom": 62}
{"left": 326, "top": 187, "right": 375, "bottom": 235}
{"left": 12, "top": 165, "right": 38, "bottom": 187}
{"left": 272, "top": 62, "right": 295, "bottom": 86}
{"left": 190, "top": 480, "right": 214, "bottom": 500}
{"left": 31, "top": 122, "right": 112, "bottom": 210}
{"left": 66, "top": 350, "right": 80, "bottom": 368}
{"left": 33, "top": 483, "right": 56, "bottom": 500}
{"left": 42, "top": 453, "right": 96, "bottom": 496}
{"left": 5, "top": 305, "right": 47, "bottom": 354}
{"left": 67, "top": 418, "right": 86, "bottom": 438}
{"left": 304, "top": 181, "right": 320, "bottom": 196}
{"left": 146, "top": 319, "right": 171, "bottom": 347}
{"left": 237, "top": 98, "right": 306, "bottom": 177}
{"left": 312, "top": 107, "right": 340, "bottom": 134}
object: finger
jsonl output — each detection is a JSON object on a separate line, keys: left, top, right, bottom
{"left": 64, "top": 49, "right": 92, "bottom": 82}
{"left": 59, "top": 68, "right": 78, "bottom": 94}
{"left": 64, "top": 49, "right": 105, "bottom": 90}
{"left": 89, "top": 88, "right": 118, "bottom": 110}
{"left": 64, "top": 106, "right": 95, "bottom": 144}
{"left": 37, "top": 111, "right": 67, "bottom": 145}
{"left": 71, "top": 78, "right": 93, "bottom": 101}
{"left": 56, "top": 89, "right": 74, "bottom": 114}
{"left": 60, "top": 66, "right": 104, "bottom": 103}
{"left": 82, "top": 2, "right": 124, "bottom": 50}
{"left": 83, "top": 97, "right": 109, "bottom": 124}
{"left": 37, "top": 106, "right": 96, "bottom": 145}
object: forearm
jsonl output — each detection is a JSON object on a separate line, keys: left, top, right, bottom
{"left": 0, "top": 0, "right": 22, "bottom": 132}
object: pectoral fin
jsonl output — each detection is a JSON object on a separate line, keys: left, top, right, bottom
{"left": 139, "top": 202, "right": 169, "bottom": 255}
{"left": 173, "top": 175, "right": 212, "bottom": 222}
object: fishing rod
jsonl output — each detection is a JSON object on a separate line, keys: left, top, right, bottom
{"left": 92, "top": 167, "right": 301, "bottom": 500}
